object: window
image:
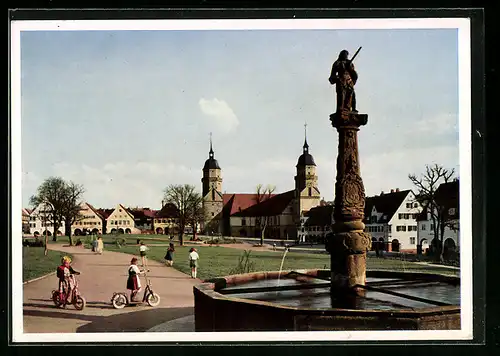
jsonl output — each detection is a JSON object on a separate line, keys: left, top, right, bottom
{"left": 408, "top": 226, "right": 417, "bottom": 231}
{"left": 406, "top": 203, "right": 412, "bottom": 208}
{"left": 413, "top": 203, "right": 419, "bottom": 208}
{"left": 242, "top": 218, "right": 246, "bottom": 226}
{"left": 387, "top": 225, "right": 392, "bottom": 232}
{"left": 430, "top": 224, "right": 434, "bottom": 230}
{"left": 396, "top": 225, "right": 407, "bottom": 232}
{"left": 410, "top": 237, "right": 416, "bottom": 244}
{"left": 402, "top": 226, "right": 407, "bottom": 232}
{"left": 398, "top": 213, "right": 403, "bottom": 219}
{"left": 308, "top": 187, "right": 312, "bottom": 196}
{"left": 212, "top": 212, "right": 215, "bottom": 216}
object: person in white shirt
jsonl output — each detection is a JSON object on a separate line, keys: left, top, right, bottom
{"left": 139, "top": 241, "right": 148, "bottom": 269}
{"left": 189, "top": 248, "right": 199, "bottom": 278}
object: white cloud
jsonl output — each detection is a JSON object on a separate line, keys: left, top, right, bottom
{"left": 199, "top": 98, "right": 239, "bottom": 134}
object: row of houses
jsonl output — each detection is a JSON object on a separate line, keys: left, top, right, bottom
{"left": 23, "top": 202, "right": 183, "bottom": 237}
{"left": 299, "top": 180, "right": 460, "bottom": 254}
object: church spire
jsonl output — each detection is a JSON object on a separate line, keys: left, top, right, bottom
{"left": 209, "top": 132, "right": 214, "bottom": 158}
{"left": 303, "top": 122, "right": 309, "bottom": 153}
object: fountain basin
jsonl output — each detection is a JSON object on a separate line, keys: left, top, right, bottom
{"left": 193, "top": 269, "right": 460, "bottom": 331}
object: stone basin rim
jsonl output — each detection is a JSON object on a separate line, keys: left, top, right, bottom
{"left": 194, "top": 269, "right": 460, "bottom": 316}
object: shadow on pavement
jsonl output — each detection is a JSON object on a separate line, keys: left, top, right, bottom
{"left": 77, "top": 307, "right": 194, "bottom": 332}
{"left": 24, "top": 306, "right": 194, "bottom": 332}
{"left": 25, "top": 300, "right": 115, "bottom": 309}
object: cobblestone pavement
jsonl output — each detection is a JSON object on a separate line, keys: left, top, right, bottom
{"left": 23, "top": 245, "right": 200, "bottom": 333}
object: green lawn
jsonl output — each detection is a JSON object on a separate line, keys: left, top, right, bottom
{"left": 103, "top": 244, "right": 459, "bottom": 281}
{"left": 23, "top": 247, "right": 72, "bottom": 282}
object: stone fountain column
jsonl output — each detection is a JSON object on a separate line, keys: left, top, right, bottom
{"left": 326, "top": 110, "right": 372, "bottom": 297}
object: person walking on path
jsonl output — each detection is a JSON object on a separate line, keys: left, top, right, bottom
{"left": 164, "top": 243, "right": 175, "bottom": 267}
{"left": 96, "top": 236, "right": 104, "bottom": 255}
{"left": 188, "top": 248, "right": 199, "bottom": 278}
{"left": 139, "top": 241, "right": 149, "bottom": 269}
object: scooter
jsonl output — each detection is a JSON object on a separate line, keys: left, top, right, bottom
{"left": 111, "top": 271, "right": 160, "bottom": 309}
{"left": 51, "top": 273, "right": 86, "bottom": 310}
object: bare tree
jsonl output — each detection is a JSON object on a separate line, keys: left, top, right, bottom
{"left": 60, "top": 182, "right": 85, "bottom": 246}
{"left": 189, "top": 200, "right": 204, "bottom": 241}
{"left": 408, "top": 164, "right": 456, "bottom": 262}
{"left": 254, "top": 184, "right": 276, "bottom": 246}
{"left": 163, "top": 184, "right": 203, "bottom": 246}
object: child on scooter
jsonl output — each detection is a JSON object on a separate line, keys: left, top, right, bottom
{"left": 56, "top": 256, "right": 80, "bottom": 305}
{"left": 126, "top": 257, "right": 145, "bottom": 302}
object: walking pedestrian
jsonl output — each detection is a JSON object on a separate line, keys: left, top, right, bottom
{"left": 96, "top": 236, "right": 104, "bottom": 254}
{"left": 139, "top": 241, "right": 148, "bottom": 269}
{"left": 164, "top": 243, "right": 175, "bottom": 267}
{"left": 189, "top": 247, "right": 199, "bottom": 278}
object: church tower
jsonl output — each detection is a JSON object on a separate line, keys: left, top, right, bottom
{"left": 201, "top": 134, "right": 223, "bottom": 234}
{"left": 295, "top": 124, "right": 321, "bottom": 216}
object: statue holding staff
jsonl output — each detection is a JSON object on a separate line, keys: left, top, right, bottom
{"left": 328, "top": 48, "right": 361, "bottom": 113}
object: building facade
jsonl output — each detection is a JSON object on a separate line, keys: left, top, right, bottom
{"left": 106, "top": 204, "right": 140, "bottom": 234}
{"left": 71, "top": 202, "right": 105, "bottom": 236}
{"left": 363, "top": 189, "right": 422, "bottom": 253}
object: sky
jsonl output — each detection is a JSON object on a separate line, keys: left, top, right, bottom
{"left": 20, "top": 27, "right": 460, "bottom": 209}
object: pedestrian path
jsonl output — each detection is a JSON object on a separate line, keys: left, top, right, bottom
{"left": 23, "top": 244, "right": 199, "bottom": 333}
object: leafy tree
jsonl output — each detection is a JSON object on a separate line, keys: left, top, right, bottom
{"left": 254, "top": 184, "right": 276, "bottom": 246}
{"left": 408, "top": 164, "right": 456, "bottom": 262}
{"left": 163, "top": 184, "right": 203, "bottom": 246}
{"left": 30, "top": 177, "right": 67, "bottom": 255}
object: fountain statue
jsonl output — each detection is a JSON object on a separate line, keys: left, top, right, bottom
{"left": 326, "top": 48, "right": 372, "bottom": 298}
{"left": 192, "top": 48, "right": 461, "bottom": 332}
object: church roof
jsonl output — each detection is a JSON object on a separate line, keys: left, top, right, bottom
{"left": 222, "top": 193, "right": 276, "bottom": 216}
{"left": 232, "top": 190, "right": 295, "bottom": 217}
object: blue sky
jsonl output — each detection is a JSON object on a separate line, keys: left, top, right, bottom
{"left": 20, "top": 28, "right": 460, "bottom": 209}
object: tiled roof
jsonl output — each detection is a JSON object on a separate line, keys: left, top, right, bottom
{"left": 304, "top": 205, "right": 334, "bottom": 227}
{"left": 222, "top": 193, "right": 275, "bottom": 216}
{"left": 155, "top": 203, "right": 179, "bottom": 218}
{"left": 96, "top": 208, "right": 114, "bottom": 219}
{"left": 232, "top": 190, "right": 295, "bottom": 217}
{"left": 364, "top": 190, "right": 411, "bottom": 223}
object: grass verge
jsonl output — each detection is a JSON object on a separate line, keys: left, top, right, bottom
{"left": 103, "top": 244, "right": 459, "bottom": 281}
{"left": 23, "top": 247, "right": 72, "bottom": 282}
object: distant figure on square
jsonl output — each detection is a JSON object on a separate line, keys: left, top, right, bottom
{"left": 165, "top": 242, "right": 175, "bottom": 267}
{"left": 96, "top": 236, "right": 104, "bottom": 254}
{"left": 189, "top": 247, "right": 199, "bottom": 278}
{"left": 139, "top": 241, "right": 148, "bottom": 269}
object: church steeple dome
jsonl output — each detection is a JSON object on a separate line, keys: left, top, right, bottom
{"left": 296, "top": 123, "right": 316, "bottom": 167}
{"left": 203, "top": 132, "right": 221, "bottom": 170}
